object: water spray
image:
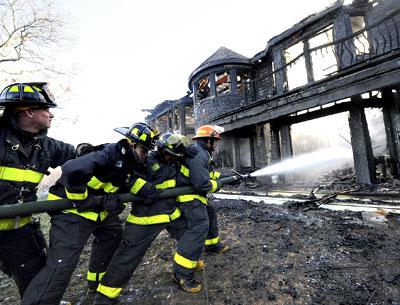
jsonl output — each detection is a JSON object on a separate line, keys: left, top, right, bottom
{"left": 250, "top": 148, "right": 353, "bottom": 178}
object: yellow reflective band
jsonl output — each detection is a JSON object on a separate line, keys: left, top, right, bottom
{"left": 65, "top": 188, "right": 88, "bottom": 200}
{"left": 47, "top": 193, "right": 62, "bottom": 200}
{"left": 24, "top": 86, "right": 34, "bottom": 93}
{"left": 150, "top": 131, "right": 154, "bottom": 138}
{"left": 169, "top": 208, "right": 181, "bottom": 221}
{"left": 130, "top": 178, "right": 147, "bottom": 195}
{"left": 126, "top": 208, "right": 181, "bottom": 225}
{"left": 97, "top": 283, "right": 123, "bottom": 299}
{"left": 0, "top": 216, "right": 32, "bottom": 231}
{"left": 0, "top": 166, "right": 44, "bottom": 183}
{"left": 155, "top": 179, "right": 176, "bottom": 189}
{"left": 205, "top": 236, "right": 220, "bottom": 246}
{"left": 174, "top": 252, "right": 198, "bottom": 269}
{"left": 131, "top": 128, "right": 139, "bottom": 136}
{"left": 65, "top": 209, "right": 108, "bottom": 222}
{"left": 87, "top": 176, "right": 119, "bottom": 193}
{"left": 209, "top": 171, "right": 221, "bottom": 180}
{"left": 151, "top": 163, "right": 160, "bottom": 172}
{"left": 139, "top": 133, "right": 147, "bottom": 141}
{"left": 127, "top": 214, "right": 170, "bottom": 225}
{"left": 180, "top": 165, "right": 189, "bottom": 177}
{"left": 176, "top": 194, "right": 207, "bottom": 205}
{"left": 48, "top": 193, "right": 109, "bottom": 222}
{"left": 33, "top": 86, "right": 42, "bottom": 92}
{"left": 210, "top": 180, "right": 218, "bottom": 193}
{"left": 87, "top": 271, "right": 105, "bottom": 282}
{"left": 9, "top": 85, "right": 19, "bottom": 92}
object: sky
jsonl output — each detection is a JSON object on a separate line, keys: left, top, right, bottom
{"left": 42, "top": 0, "right": 340, "bottom": 145}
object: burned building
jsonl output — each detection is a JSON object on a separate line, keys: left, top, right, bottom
{"left": 145, "top": 0, "right": 400, "bottom": 185}
{"left": 144, "top": 94, "right": 195, "bottom": 136}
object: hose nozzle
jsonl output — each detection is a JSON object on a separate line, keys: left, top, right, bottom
{"left": 232, "top": 171, "right": 251, "bottom": 181}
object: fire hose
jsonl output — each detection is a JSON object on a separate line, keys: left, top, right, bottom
{"left": 0, "top": 174, "right": 250, "bottom": 219}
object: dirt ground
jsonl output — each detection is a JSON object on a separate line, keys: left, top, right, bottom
{"left": 1, "top": 196, "right": 400, "bottom": 305}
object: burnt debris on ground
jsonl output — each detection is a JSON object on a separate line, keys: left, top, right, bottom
{"left": 1, "top": 197, "right": 399, "bottom": 305}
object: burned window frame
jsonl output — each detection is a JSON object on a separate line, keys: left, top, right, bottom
{"left": 236, "top": 70, "right": 251, "bottom": 94}
{"left": 195, "top": 76, "right": 211, "bottom": 101}
{"left": 215, "top": 71, "right": 231, "bottom": 96}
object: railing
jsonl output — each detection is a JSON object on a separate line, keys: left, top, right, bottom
{"left": 242, "top": 7, "right": 400, "bottom": 105}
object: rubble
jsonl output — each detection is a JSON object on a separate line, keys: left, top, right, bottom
{"left": 1, "top": 196, "right": 399, "bottom": 305}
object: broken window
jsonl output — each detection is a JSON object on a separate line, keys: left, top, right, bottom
{"left": 215, "top": 71, "right": 231, "bottom": 95}
{"left": 156, "top": 113, "right": 169, "bottom": 133}
{"left": 284, "top": 41, "right": 308, "bottom": 90}
{"left": 173, "top": 107, "right": 179, "bottom": 131}
{"left": 196, "top": 76, "right": 210, "bottom": 101}
{"left": 351, "top": 16, "right": 370, "bottom": 56}
{"left": 185, "top": 105, "right": 195, "bottom": 135}
{"left": 237, "top": 70, "right": 251, "bottom": 94}
{"left": 309, "top": 25, "right": 338, "bottom": 81}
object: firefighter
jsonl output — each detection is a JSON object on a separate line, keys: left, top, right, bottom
{"left": 93, "top": 132, "right": 188, "bottom": 305}
{"left": 0, "top": 82, "right": 75, "bottom": 299}
{"left": 21, "top": 122, "right": 159, "bottom": 305}
{"left": 172, "top": 124, "right": 228, "bottom": 293}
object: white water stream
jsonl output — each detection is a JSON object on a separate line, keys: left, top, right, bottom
{"left": 227, "top": 148, "right": 400, "bottom": 215}
{"left": 250, "top": 147, "right": 353, "bottom": 177}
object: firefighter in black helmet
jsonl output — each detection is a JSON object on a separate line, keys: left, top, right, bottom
{"left": 21, "top": 122, "right": 159, "bottom": 305}
{"left": 0, "top": 83, "right": 75, "bottom": 299}
{"left": 93, "top": 132, "right": 189, "bottom": 305}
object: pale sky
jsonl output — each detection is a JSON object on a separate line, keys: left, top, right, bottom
{"left": 43, "top": 0, "right": 337, "bottom": 146}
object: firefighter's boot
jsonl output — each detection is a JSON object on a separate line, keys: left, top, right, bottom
{"left": 196, "top": 260, "right": 205, "bottom": 272}
{"left": 205, "top": 242, "right": 229, "bottom": 254}
{"left": 172, "top": 273, "right": 202, "bottom": 293}
{"left": 93, "top": 292, "right": 118, "bottom": 305}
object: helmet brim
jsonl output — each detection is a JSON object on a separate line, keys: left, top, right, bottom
{"left": 192, "top": 135, "right": 221, "bottom": 140}
{"left": 114, "top": 127, "right": 129, "bottom": 137}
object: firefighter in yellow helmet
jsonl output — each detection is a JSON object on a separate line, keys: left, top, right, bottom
{"left": 172, "top": 125, "right": 228, "bottom": 293}
{"left": 0, "top": 83, "right": 75, "bottom": 299}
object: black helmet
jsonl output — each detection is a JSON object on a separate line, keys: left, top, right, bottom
{"left": 114, "top": 122, "right": 158, "bottom": 150}
{"left": 156, "top": 133, "right": 186, "bottom": 157}
{"left": 0, "top": 82, "right": 57, "bottom": 108}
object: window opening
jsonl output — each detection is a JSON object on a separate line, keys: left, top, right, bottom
{"left": 196, "top": 76, "right": 210, "bottom": 101}
{"left": 351, "top": 16, "right": 370, "bottom": 56}
{"left": 284, "top": 41, "right": 308, "bottom": 90}
{"left": 215, "top": 71, "right": 231, "bottom": 95}
{"left": 309, "top": 25, "right": 338, "bottom": 80}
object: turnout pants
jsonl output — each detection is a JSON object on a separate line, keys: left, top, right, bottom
{"left": 173, "top": 200, "right": 209, "bottom": 280}
{"left": 0, "top": 223, "right": 47, "bottom": 297}
{"left": 95, "top": 217, "right": 186, "bottom": 303}
{"left": 205, "top": 204, "right": 220, "bottom": 249}
{"left": 21, "top": 213, "right": 122, "bottom": 305}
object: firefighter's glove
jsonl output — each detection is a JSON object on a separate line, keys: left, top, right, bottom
{"left": 75, "top": 197, "right": 99, "bottom": 212}
{"left": 102, "top": 194, "right": 125, "bottom": 215}
{"left": 213, "top": 180, "right": 222, "bottom": 192}
{"left": 139, "top": 183, "right": 159, "bottom": 205}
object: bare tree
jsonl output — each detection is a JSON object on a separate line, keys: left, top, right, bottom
{"left": 0, "top": 0, "right": 69, "bottom": 74}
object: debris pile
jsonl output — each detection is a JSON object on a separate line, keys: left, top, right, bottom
{"left": 1, "top": 198, "right": 399, "bottom": 305}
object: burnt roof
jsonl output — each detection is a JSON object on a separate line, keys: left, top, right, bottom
{"left": 143, "top": 95, "right": 192, "bottom": 119}
{"left": 188, "top": 47, "right": 251, "bottom": 86}
{"left": 267, "top": 0, "right": 343, "bottom": 47}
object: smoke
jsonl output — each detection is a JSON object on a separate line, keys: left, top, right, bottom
{"left": 251, "top": 147, "right": 353, "bottom": 177}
